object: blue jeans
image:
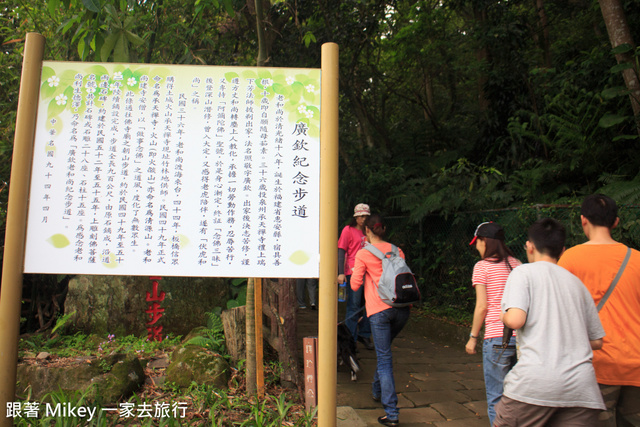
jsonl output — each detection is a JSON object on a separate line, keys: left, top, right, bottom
{"left": 483, "top": 336, "right": 517, "bottom": 426}
{"left": 369, "top": 307, "right": 410, "bottom": 421}
{"left": 344, "top": 275, "right": 370, "bottom": 341}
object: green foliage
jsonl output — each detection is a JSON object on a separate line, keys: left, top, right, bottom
{"left": 51, "top": 310, "right": 76, "bottom": 334}
{"left": 13, "top": 386, "right": 104, "bottom": 426}
{"left": 390, "top": 158, "right": 507, "bottom": 219}
{"left": 235, "top": 392, "right": 314, "bottom": 427}
{"left": 184, "top": 311, "right": 227, "bottom": 355}
{"left": 408, "top": 202, "right": 640, "bottom": 321}
{"left": 100, "top": 3, "right": 145, "bottom": 62}
{"left": 3, "top": 0, "right": 640, "bottom": 329}
{"left": 20, "top": 331, "right": 88, "bottom": 355}
{"left": 226, "top": 278, "right": 247, "bottom": 309}
{"left": 106, "top": 334, "right": 182, "bottom": 355}
{"left": 98, "top": 358, "right": 112, "bottom": 373}
{"left": 19, "top": 331, "right": 182, "bottom": 358}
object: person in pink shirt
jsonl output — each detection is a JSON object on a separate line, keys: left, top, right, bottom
{"left": 351, "top": 213, "right": 411, "bottom": 426}
{"left": 337, "top": 203, "right": 373, "bottom": 350}
{"left": 465, "top": 221, "right": 521, "bottom": 425}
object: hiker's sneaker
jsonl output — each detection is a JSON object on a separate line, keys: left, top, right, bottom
{"left": 298, "top": 305, "right": 307, "bottom": 309}
{"left": 378, "top": 415, "right": 398, "bottom": 426}
{"left": 311, "top": 304, "right": 317, "bottom": 310}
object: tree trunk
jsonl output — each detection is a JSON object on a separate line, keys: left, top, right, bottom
{"left": 473, "top": 5, "right": 489, "bottom": 112}
{"left": 423, "top": 73, "right": 436, "bottom": 123}
{"left": 221, "top": 306, "right": 246, "bottom": 365}
{"left": 536, "top": 0, "right": 552, "bottom": 68}
{"left": 598, "top": 0, "right": 640, "bottom": 133}
{"left": 255, "top": 0, "right": 268, "bottom": 66}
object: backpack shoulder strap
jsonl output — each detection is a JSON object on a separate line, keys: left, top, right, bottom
{"left": 597, "top": 246, "right": 632, "bottom": 312}
{"left": 389, "top": 244, "right": 399, "bottom": 257}
{"left": 363, "top": 244, "right": 385, "bottom": 260}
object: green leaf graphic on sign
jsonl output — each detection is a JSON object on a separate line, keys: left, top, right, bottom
{"left": 47, "top": 234, "right": 70, "bottom": 248}
{"left": 225, "top": 72, "right": 240, "bottom": 82}
{"left": 241, "top": 69, "right": 258, "bottom": 80}
{"left": 40, "top": 81, "right": 58, "bottom": 100}
{"left": 149, "top": 67, "right": 169, "bottom": 77}
{"left": 40, "top": 67, "right": 60, "bottom": 99}
{"left": 45, "top": 144, "right": 57, "bottom": 156}
{"left": 272, "top": 72, "right": 286, "bottom": 85}
{"left": 87, "top": 65, "right": 110, "bottom": 77}
{"left": 271, "top": 83, "right": 286, "bottom": 96}
{"left": 48, "top": 97, "right": 66, "bottom": 118}
{"left": 288, "top": 90, "right": 301, "bottom": 105}
{"left": 304, "top": 92, "right": 317, "bottom": 104}
{"left": 289, "top": 250, "right": 310, "bottom": 265}
{"left": 258, "top": 69, "right": 272, "bottom": 80}
{"left": 132, "top": 67, "right": 150, "bottom": 79}
{"left": 178, "top": 234, "right": 190, "bottom": 249}
{"left": 41, "top": 66, "right": 55, "bottom": 82}
{"left": 291, "top": 81, "right": 304, "bottom": 94}
{"left": 48, "top": 86, "right": 73, "bottom": 119}
{"left": 308, "top": 125, "right": 319, "bottom": 138}
{"left": 102, "top": 252, "right": 118, "bottom": 269}
{"left": 60, "top": 69, "right": 78, "bottom": 85}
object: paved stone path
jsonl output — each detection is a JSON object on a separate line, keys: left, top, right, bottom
{"left": 297, "top": 309, "right": 490, "bottom": 426}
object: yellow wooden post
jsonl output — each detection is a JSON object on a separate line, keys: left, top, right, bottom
{"left": 317, "top": 42, "right": 339, "bottom": 427}
{"left": 0, "top": 32, "right": 45, "bottom": 427}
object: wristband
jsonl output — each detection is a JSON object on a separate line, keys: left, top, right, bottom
{"left": 469, "top": 333, "right": 478, "bottom": 339}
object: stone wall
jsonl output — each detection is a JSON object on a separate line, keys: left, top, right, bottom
{"left": 64, "top": 275, "right": 228, "bottom": 337}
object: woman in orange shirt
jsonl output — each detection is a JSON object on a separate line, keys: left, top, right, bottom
{"left": 351, "top": 213, "right": 410, "bottom": 427}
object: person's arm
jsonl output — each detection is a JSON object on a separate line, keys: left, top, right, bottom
{"left": 350, "top": 253, "right": 365, "bottom": 291}
{"left": 501, "top": 308, "right": 527, "bottom": 329}
{"left": 337, "top": 248, "right": 346, "bottom": 283}
{"left": 582, "top": 287, "right": 606, "bottom": 350}
{"left": 465, "top": 285, "right": 488, "bottom": 355}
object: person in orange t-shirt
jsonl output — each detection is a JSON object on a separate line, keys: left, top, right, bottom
{"left": 351, "top": 213, "right": 410, "bottom": 427}
{"left": 558, "top": 194, "right": 640, "bottom": 426}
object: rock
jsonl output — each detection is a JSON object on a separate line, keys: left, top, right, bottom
{"left": 145, "top": 376, "right": 166, "bottom": 388}
{"left": 16, "top": 353, "right": 145, "bottom": 404}
{"left": 20, "top": 351, "right": 37, "bottom": 359}
{"left": 36, "top": 352, "right": 51, "bottom": 360}
{"left": 147, "top": 354, "right": 170, "bottom": 370}
{"left": 165, "top": 346, "right": 230, "bottom": 389}
{"left": 64, "top": 276, "right": 229, "bottom": 337}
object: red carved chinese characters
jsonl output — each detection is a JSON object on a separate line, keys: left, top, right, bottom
{"left": 145, "top": 276, "right": 165, "bottom": 341}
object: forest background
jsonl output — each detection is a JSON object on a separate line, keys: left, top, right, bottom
{"left": 1, "top": 0, "right": 640, "bottom": 322}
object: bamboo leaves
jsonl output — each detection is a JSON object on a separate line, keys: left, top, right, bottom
{"left": 100, "top": 4, "right": 145, "bottom": 62}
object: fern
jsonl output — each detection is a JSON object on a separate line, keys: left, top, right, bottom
{"left": 51, "top": 310, "right": 76, "bottom": 334}
{"left": 598, "top": 175, "right": 640, "bottom": 205}
{"left": 184, "top": 311, "right": 227, "bottom": 355}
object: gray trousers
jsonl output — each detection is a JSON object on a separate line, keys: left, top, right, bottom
{"left": 296, "top": 278, "right": 317, "bottom": 306}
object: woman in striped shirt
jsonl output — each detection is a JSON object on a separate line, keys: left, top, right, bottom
{"left": 465, "top": 222, "right": 521, "bottom": 425}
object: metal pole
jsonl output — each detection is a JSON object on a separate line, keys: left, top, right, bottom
{"left": 317, "top": 42, "right": 339, "bottom": 427}
{"left": 0, "top": 32, "right": 45, "bottom": 427}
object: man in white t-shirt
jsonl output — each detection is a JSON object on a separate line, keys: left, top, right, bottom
{"left": 495, "top": 218, "right": 605, "bottom": 426}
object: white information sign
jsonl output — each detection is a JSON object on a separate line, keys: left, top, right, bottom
{"left": 24, "top": 61, "right": 321, "bottom": 278}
